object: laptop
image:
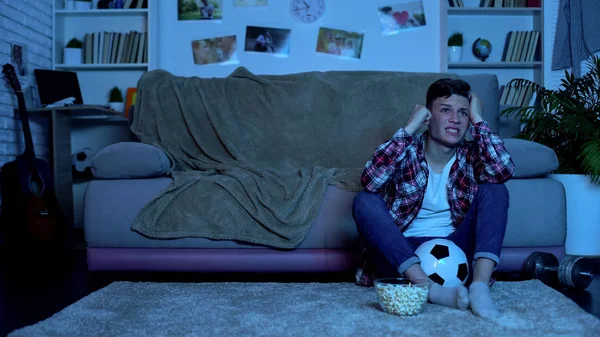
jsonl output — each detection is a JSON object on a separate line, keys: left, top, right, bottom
{"left": 34, "top": 69, "right": 84, "bottom": 107}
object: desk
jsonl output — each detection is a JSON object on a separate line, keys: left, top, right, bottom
{"left": 22, "top": 105, "right": 128, "bottom": 229}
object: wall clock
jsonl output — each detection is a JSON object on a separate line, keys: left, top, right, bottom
{"left": 290, "top": 0, "right": 325, "bottom": 24}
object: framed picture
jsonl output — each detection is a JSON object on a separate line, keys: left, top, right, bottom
{"left": 178, "top": 0, "right": 223, "bottom": 20}
{"left": 125, "top": 88, "right": 137, "bottom": 118}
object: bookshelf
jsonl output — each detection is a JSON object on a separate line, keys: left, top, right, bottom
{"left": 444, "top": 0, "right": 544, "bottom": 107}
{"left": 50, "top": 0, "right": 157, "bottom": 230}
{"left": 52, "top": 0, "right": 157, "bottom": 105}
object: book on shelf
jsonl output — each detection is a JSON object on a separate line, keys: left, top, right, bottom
{"left": 478, "top": 0, "right": 539, "bottom": 7}
{"left": 499, "top": 82, "right": 535, "bottom": 106}
{"left": 501, "top": 30, "right": 540, "bottom": 62}
{"left": 83, "top": 31, "right": 147, "bottom": 64}
{"left": 122, "top": 0, "right": 146, "bottom": 9}
{"left": 448, "top": 0, "right": 465, "bottom": 7}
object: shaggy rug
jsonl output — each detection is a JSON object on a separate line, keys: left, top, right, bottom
{"left": 7, "top": 280, "right": 600, "bottom": 337}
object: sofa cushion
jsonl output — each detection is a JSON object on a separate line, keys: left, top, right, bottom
{"left": 458, "top": 74, "right": 500, "bottom": 133}
{"left": 504, "top": 138, "right": 558, "bottom": 178}
{"left": 91, "top": 142, "right": 172, "bottom": 179}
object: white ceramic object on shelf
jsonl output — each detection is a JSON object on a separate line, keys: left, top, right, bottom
{"left": 549, "top": 174, "right": 600, "bottom": 257}
{"left": 109, "top": 102, "right": 125, "bottom": 113}
{"left": 65, "top": 0, "right": 75, "bottom": 9}
{"left": 74, "top": 1, "right": 92, "bottom": 10}
{"left": 63, "top": 48, "right": 82, "bottom": 64}
{"left": 448, "top": 46, "right": 463, "bottom": 63}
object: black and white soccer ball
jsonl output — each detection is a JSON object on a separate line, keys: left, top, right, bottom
{"left": 414, "top": 239, "right": 469, "bottom": 287}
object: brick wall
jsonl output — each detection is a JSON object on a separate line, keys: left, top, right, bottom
{"left": 0, "top": 0, "right": 52, "bottom": 172}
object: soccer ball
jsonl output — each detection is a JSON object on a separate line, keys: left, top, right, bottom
{"left": 414, "top": 239, "right": 469, "bottom": 287}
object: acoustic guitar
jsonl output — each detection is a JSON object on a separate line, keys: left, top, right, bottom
{"left": 0, "top": 63, "right": 66, "bottom": 249}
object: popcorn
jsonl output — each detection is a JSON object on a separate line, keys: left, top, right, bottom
{"left": 375, "top": 282, "right": 429, "bottom": 316}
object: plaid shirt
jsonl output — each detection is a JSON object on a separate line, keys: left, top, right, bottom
{"left": 355, "top": 121, "right": 515, "bottom": 286}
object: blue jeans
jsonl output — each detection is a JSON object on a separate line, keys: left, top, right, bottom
{"left": 352, "top": 183, "right": 509, "bottom": 285}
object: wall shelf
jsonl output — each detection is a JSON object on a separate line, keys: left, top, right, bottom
{"left": 54, "top": 63, "right": 149, "bottom": 70}
{"left": 448, "top": 7, "right": 542, "bottom": 16}
{"left": 56, "top": 9, "right": 149, "bottom": 15}
{"left": 448, "top": 61, "right": 543, "bottom": 68}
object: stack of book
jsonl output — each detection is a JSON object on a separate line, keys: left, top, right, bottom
{"left": 479, "top": 0, "right": 540, "bottom": 6}
{"left": 500, "top": 82, "right": 535, "bottom": 106}
{"left": 501, "top": 30, "right": 540, "bottom": 62}
{"left": 82, "top": 30, "right": 148, "bottom": 64}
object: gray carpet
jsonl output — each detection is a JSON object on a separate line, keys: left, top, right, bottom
{"left": 8, "top": 280, "right": 600, "bottom": 337}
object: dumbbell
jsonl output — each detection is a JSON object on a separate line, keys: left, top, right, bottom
{"left": 523, "top": 252, "right": 594, "bottom": 290}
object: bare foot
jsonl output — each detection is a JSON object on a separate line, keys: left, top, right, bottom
{"left": 428, "top": 283, "right": 470, "bottom": 310}
{"left": 469, "top": 281, "right": 500, "bottom": 319}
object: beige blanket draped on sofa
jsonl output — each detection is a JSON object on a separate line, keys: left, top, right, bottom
{"left": 129, "top": 67, "right": 455, "bottom": 249}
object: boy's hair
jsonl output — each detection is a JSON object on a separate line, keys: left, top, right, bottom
{"left": 426, "top": 78, "right": 470, "bottom": 110}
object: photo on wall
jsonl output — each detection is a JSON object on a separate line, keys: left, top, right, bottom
{"left": 178, "top": 0, "right": 223, "bottom": 21}
{"left": 244, "top": 26, "right": 291, "bottom": 56}
{"left": 191, "top": 35, "right": 239, "bottom": 66}
{"left": 316, "top": 27, "right": 364, "bottom": 59}
{"left": 234, "top": 0, "right": 268, "bottom": 6}
{"left": 377, "top": 0, "right": 427, "bottom": 36}
{"left": 10, "top": 42, "right": 27, "bottom": 76}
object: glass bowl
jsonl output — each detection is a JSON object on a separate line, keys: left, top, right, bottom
{"left": 374, "top": 278, "right": 430, "bottom": 316}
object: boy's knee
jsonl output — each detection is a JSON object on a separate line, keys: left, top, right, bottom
{"left": 352, "top": 190, "right": 380, "bottom": 222}
{"left": 478, "top": 183, "right": 509, "bottom": 201}
{"left": 353, "top": 190, "right": 374, "bottom": 210}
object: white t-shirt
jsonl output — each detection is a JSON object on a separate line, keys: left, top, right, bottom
{"left": 403, "top": 155, "right": 456, "bottom": 237}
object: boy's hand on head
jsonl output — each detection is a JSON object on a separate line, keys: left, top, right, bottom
{"left": 469, "top": 93, "right": 484, "bottom": 125}
{"left": 404, "top": 104, "right": 432, "bottom": 135}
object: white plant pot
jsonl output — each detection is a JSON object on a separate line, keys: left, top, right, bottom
{"left": 65, "top": 0, "right": 75, "bottom": 9}
{"left": 91, "top": 0, "right": 99, "bottom": 9}
{"left": 109, "top": 102, "right": 125, "bottom": 113}
{"left": 549, "top": 174, "right": 600, "bottom": 257}
{"left": 74, "top": 1, "right": 92, "bottom": 10}
{"left": 448, "top": 46, "right": 463, "bottom": 63}
{"left": 63, "top": 48, "right": 82, "bottom": 64}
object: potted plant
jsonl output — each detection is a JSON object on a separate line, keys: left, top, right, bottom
{"left": 501, "top": 55, "right": 600, "bottom": 256}
{"left": 108, "top": 86, "right": 125, "bottom": 112}
{"left": 64, "top": 0, "right": 76, "bottom": 9}
{"left": 448, "top": 32, "right": 464, "bottom": 63}
{"left": 74, "top": 0, "right": 92, "bottom": 10}
{"left": 63, "top": 38, "right": 83, "bottom": 64}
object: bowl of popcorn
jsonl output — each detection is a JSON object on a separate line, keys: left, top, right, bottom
{"left": 374, "top": 278, "right": 430, "bottom": 316}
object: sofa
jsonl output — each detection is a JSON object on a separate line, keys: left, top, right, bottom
{"left": 83, "top": 68, "right": 566, "bottom": 276}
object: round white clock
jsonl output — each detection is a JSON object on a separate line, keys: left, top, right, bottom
{"left": 290, "top": 0, "right": 325, "bottom": 24}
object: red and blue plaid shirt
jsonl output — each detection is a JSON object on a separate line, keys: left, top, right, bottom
{"left": 355, "top": 121, "right": 515, "bottom": 286}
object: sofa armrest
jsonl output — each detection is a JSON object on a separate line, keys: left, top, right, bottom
{"left": 91, "top": 142, "right": 173, "bottom": 179}
{"left": 504, "top": 138, "right": 559, "bottom": 179}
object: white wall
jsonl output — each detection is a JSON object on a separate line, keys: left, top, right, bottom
{"left": 157, "top": 0, "right": 444, "bottom": 77}
{"left": 0, "top": 0, "right": 52, "bottom": 197}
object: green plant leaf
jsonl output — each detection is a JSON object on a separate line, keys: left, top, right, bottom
{"left": 502, "top": 55, "right": 600, "bottom": 184}
{"left": 580, "top": 140, "right": 600, "bottom": 185}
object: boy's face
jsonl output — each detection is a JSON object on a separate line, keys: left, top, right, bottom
{"left": 428, "top": 94, "right": 470, "bottom": 148}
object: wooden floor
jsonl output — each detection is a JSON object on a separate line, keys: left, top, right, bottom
{"left": 1, "top": 248, "right": 599, "bottom": 337}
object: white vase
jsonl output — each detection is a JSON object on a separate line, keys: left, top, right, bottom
{"left": 448, "top": 46, "right": 463, "bottom": 63}
{"left": 74, "top": 1, "right": 92, "bottom": 10}
{"left": 549, "top": 174, "right": 600, "bottom": 257}
{"left": 109, "top": 102, "right": 125, "bottom": 113}
{"left": 63, "top": 48, "right": 82, "bottom": 64}
{"left": 65, "top": 0, "right": 75, "bottom": 9}
{"left": 91, "top": 0, "right": 99, "bottom": 8}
